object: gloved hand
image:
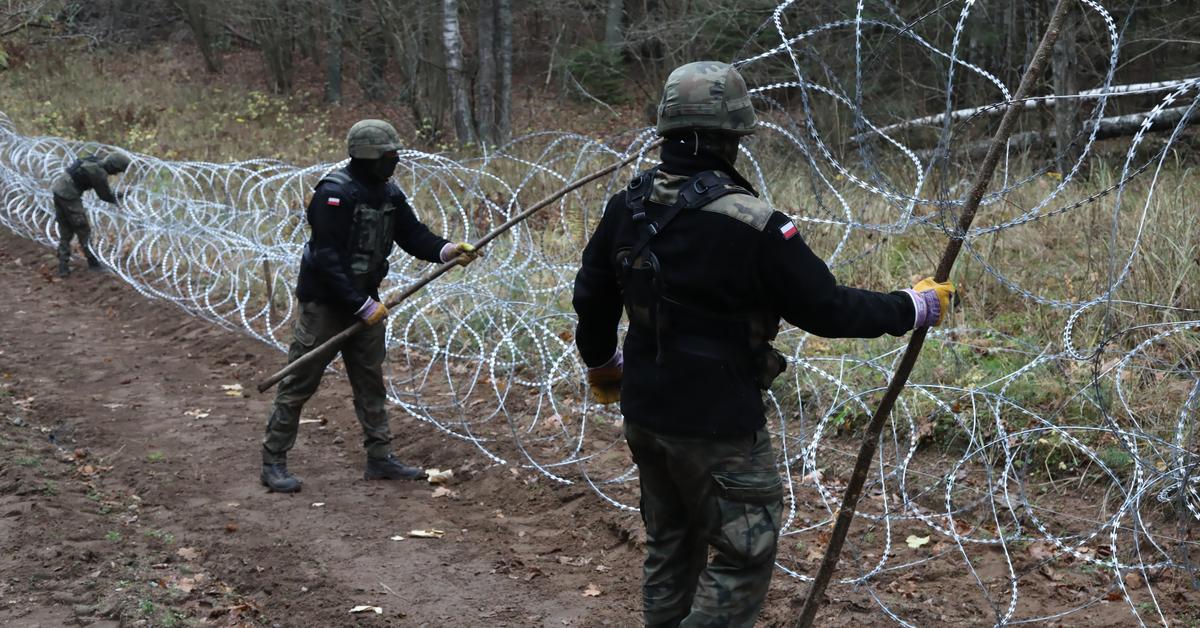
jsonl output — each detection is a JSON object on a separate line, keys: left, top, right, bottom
{"left": 586, "top": 351, "right": 622, "bottom": 405}
{"left": 905, "top": 278, "right": 956, "bottom": 327}
{"left": 356, "top": 298, "right": 389, "bottom": 326}
{"left": 440, "top": 242, "right": 481, "bottom": 267}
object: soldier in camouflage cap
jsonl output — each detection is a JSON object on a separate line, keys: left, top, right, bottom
{"left": 258, "top": 118, "right": 480, "bottom": 493}
{"left": 573, "top": 61, "right": 954, "bottom": 626}
{"left": 49, "top": 150, "right": 131, "bottom": 276}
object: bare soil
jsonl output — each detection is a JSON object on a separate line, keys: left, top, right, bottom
{"left": 2, "top": 227, "right": 1198, "bottom": 627}
{"left": 0, "top": 228, "right": 647, "bottom": 627}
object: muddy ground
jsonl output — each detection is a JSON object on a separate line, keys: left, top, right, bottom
{"left": 1, "top": 227, "right": 1197, "bottom": 627}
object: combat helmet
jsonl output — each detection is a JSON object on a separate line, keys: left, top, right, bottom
{"left": 101, "top": 151, "right": 132, "bottom": 173}
{"left": 656, "top": 61, "right": 757, "bottom": 137}
{"left": 347, "top": 119, "right": 402, "bottom": 159}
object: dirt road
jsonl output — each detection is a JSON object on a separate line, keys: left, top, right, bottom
{"left": 5, "top": 226, "right": 1194, "bottom": 628}
{"left": 0, "top": 228, "right": 650, "bottom": 627}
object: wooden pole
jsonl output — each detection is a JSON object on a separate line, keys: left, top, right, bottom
{"left": 793, "top": 2, "right": 1076, "bottom": 626}
{"left": 256, "top": 140, "right": 662, "bottom": 394}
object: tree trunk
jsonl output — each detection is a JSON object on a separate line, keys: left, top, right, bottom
{"left": 178, "top": 0, "right": 221, "bottom": 73}
{"left": 475, "top": 0, "right": 497, "bottom": 146}
{"left": 1051, "top": 0, "right": 1081, "bottom": 174}
{"left": 604, "top": 0, "right": 623, "bottom": 50}
{"left": 326, "top": 0, "right": 344, "bottom": 103}
{"left": 496, "top": 0, "right": 513, "bottom": 143}
{"left": 364, "top": 33, "right": 389, "bottom": 101}
{"left": 442, "top": 0, "right": 476, "bottom": 146}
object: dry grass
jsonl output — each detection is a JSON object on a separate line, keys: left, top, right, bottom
{"left": 3, "top": 42, "right": 1198, "bottom": 462}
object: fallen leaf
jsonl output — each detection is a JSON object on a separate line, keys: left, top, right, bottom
{"left": 175, "top": 577, "right": 199, "bottom": 593}
{"left": 558, "top": 556, "right": 591, "bottom": 567}
{"left": 582, "top": 583, "right": 602, "bottom": 597}
{"left": 409, "top": 529, "right": 445, "bottom": 539}
{"left": 905, "top": 535, "right": 930, "bottom": 549}
{"left": 1124, "top": 572, "right": 1144, "bottom": 590}
{"left": 431, "top": 487, "right": 455, "bottom": 499}
{"left": 426, "top": 468, "right": 454, "bottom": 485}
{"left": 1038, "top": 565, "right": 1063, "bottom": 582}
{"left": 80, "top": 465, "right": 97, "bottom": 475}
{"left": 184, "top": 408, "right": 211, "bottom": 419}
{"left": 221, "top": 384, "right": 243, "bottom": 397}
{"left": 1027, "top": 542, "right": 1056, "bottom": 561}
{"left": 225, "top": 523, "right": 239, "bottom": 533}
{"left": 349, "top": 605, "right": 383, "bottom": 614}
{"left": 176, "top": 547, "right": 200, "bottom": 561}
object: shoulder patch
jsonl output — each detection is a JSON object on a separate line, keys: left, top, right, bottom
{"left": 696, "top": 192, "right": 773, "bottom": 231}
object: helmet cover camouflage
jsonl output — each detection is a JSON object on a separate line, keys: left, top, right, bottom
{"left": 656, "top": 61, "right": 757, "bottom": 137}
{"left": 101, "top": 151, "right": 132, "bottom": 172}
{"left": 347, "top": 119, "right": 402, "bottom": 159}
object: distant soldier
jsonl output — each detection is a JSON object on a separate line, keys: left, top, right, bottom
{"left": 50, "top": 151, "right": 130, "bottom": 276}
{"left": 572, "top": 61, "right": 955, "bottom": 627}
{"left": 259, "top": 119, "right": 480, "bottom": 493}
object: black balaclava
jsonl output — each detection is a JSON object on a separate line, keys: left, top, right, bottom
{"left": 660, "top": 130, "right": 758, "bottom": 195}
{"left": 349, "top": 152, "right": 400, "bottom": 183}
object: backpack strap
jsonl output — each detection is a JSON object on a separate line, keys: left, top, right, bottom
{"left": 626, "top": 169, "right": 751, "bottom": 262}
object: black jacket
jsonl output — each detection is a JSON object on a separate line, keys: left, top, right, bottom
{"left": 295, "top": 161, "right": 449, "bottom": 312}
{"left": 572, "top": 143, "right": 916, "bottom": 436}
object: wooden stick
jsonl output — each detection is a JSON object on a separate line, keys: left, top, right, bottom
{"left": 262, "top": 258, "right": 275, "bottom": 316}
{"left": 256, "top": 140, "right": 661, "bottom": 394}
{"left": 793, "top": 2, "right": 1076, "bottom": 626}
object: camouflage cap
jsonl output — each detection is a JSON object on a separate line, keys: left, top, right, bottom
{"left": 101, "top": 151, "right": 132, "bottom": 172}
{"left": 346, "top": 119, "right": 402, "bottom": 159}
{"left": 657, "top": 61, "right": 757, "bottom": 137}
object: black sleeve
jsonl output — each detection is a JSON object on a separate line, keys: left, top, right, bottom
{"left": 307, "top": 184, "right": 368, "bottom": 312}
{"left": 572, "top": 195, "right": 625, "bottom": 367}
{"left": 391, "top": 189, "right": 450, "bottom": 264}
{"left": 758, "top": 212, "right": 914, "bottom": 338}
{"left": 88, "top": 165, "right": 118, "bottom": 204}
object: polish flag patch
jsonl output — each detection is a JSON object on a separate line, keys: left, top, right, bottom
{"left": 327, "top": 197, "right": 342, "bottom": 207}
{"left": 779, "top": 220, "right": 798, "bottom": 240}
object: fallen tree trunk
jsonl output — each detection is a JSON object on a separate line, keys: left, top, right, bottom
{"left": 916, "top": 104, "right": 1199, "bottom": 162}
{"left": 849, "top": 77, "right": 1198, "bottom": 144}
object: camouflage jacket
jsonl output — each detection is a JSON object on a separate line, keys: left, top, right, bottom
{"left": 572, "top": 143, "right": 916, "bottom": 436}
{"left": 51, "top": 158, "right": 118, "bottom": 203}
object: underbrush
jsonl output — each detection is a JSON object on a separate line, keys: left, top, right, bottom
{"left": 3, "top": 40, "right": 1197, "bottom": 468}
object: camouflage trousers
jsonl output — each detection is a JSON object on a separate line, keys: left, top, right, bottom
{"left": 53, "top": 195, "right": 98, "bottom": 266}
{"left": 624, "top": 421, "right": 783, "bottom": 628}
{"left": 262, "top": 301, "right": 392, "bottom": 464}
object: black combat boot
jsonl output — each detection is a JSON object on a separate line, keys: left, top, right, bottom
{"left": 261, "top": 463, "right": 302, "bottom": 493}
{"left": 86, "top": 257, "right": 106, "bottom": 272}
{"left": 364, "top": 455, "right": 427, "bottom": 481}
{"left": 57, "top": 261, "right": 70, "bottom": 277}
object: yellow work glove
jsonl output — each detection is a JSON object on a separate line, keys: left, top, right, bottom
{"left": 586, "top": 351, "right": 622, "bottom": 405}
{"left": 357, "top": 298, "right": 389, "bottom": 326}
{"left": 908, "top": 278, "right": 956, "bottom": 327}
{"left": 441, "top": 242, "right": 482, "bottom": 267}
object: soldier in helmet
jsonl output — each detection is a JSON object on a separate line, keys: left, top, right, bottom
{"left": 259, "top": 119, "right": 480, "bottom": 493}
{"left": 50, "top": 150, "right": 131, "bottom": 276}
{"left": 572, "top": 61, "right": 956, "bottom": 627}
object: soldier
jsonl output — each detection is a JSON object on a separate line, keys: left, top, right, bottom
{"left": 260, "top": 119, "right": 480, "bottom": 493}
{"left": 50, "top": 151, "right": 130, "bottom": 276}
{"left": 572, "top": 61, "right": 955, "bottom": 627}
